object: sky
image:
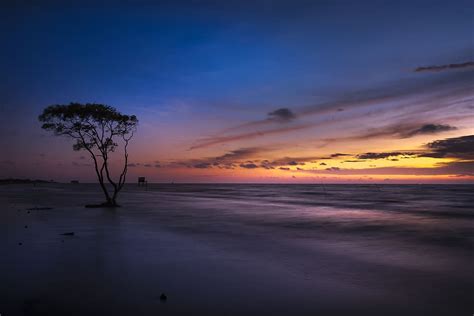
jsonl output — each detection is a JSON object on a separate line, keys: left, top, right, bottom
{"left": 1, "top": 0, "right": 473, "bottom": 183}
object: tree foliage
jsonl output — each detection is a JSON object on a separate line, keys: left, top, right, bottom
{"left": 39, "top": 103, "right": 138, "bottom": 206}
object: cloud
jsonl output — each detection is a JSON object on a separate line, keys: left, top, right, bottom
{"left": 279, "top": 167, "right": 290, "bottom": 171}
{"left": 299, "top": 70, "right": 472, "bottom": 118}
{"left": 414, "top": 61, "right": 474, "bottom": 73}
{"left": 259, "top": 160, "right": 273, "bottom": 169}
{"left": 127, "top": 163, "right": 139, "bottom": 167}
{"left": 190, "top": 123, "right": 311, "bottom": 150}
{"left": 213, "top": 148, "right": 263, "bottom": 162}
{"left": 240, "top": 163, "right": 258, "bottom": 169}
{"left": 193, "top": 162, "right": 212, "bottom": 169}
{"left": 421, "top": 134, "right": 474, "bottom": 159}
{"left": 174, "top": 147, "right": 265, "bottom": 169}
{"left": 190, "top": 69, "right": 472, "bottom": 149}
{"left": 293, "top": 159, "right": 474, "bottom": 177}
{"left": 154, "top": 164, "right": 161, "bottom": 168}
{"left": 330, "top": 153, "right": 350, "bottom": 158}
{"left": 300, "top": 161, "right": 474, "bottom": 176}
{"left": 335, "top": 122, "right": 460, "bottom": 143}
{"left": 1, "top": 160, "right": 15, "bottom": 166}
{"left": 403, "top": 124, "right": 457, "bottom": 137}
{"left": 357, "top": 152, "right": 417, "bottom": 160}
{"left": 268, "top": 108, "right": 296, "bottom": 122}
{"left": 354, "top": 135, "right": 474, "bottom": 161}
{"left": 266, "top": 156, "right": 321, "bottom": 167}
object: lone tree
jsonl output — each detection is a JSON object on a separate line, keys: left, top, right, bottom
{"left": 39, "top": 103, "right": 138, "bottom": 207}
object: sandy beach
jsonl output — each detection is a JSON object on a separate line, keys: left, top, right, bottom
{"left": 1, "top": 183, "right": 472, "bottom": 315}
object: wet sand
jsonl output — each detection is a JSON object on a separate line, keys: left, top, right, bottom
{"left": 1, "top": 184, "right": 473, "bottom": 315}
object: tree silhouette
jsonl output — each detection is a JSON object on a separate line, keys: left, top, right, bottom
{"left": 39, "top": 103, "right": 138, "bottom": 207}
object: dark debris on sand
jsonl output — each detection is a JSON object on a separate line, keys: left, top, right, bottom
{"left": 26, "top": 207, "right": 53, "bottom": 211}
{"left": 159, "top": 293, "right": 167, "bottom": 302}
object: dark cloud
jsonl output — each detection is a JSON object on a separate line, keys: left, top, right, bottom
{"left": 193, "top": 162, "right": 212, "bottom": 169}
{"left": 240, "top": 163, "right": 258, "bottom": 169}
{"left": 300, "top": 161, "right": 474, "bottom": 176}
{"left": 176, "top": 147, "right": 264, "bottom": 169}
{"left": 357, "top": 152, "right": 417, "bottom": 160}
{"left": 269, "top": 156, "right": 315, "bottom": 167}
{"left": 127, "top": 163, "right": 139, "bottom": 167}
{"left": 154, "top": 164, "right": 161, "bottom": 168}
{"left": 215, "top": 148, "right": 262, "bottom": 162}
{"left": 260, "top": 160, "right": 274, "bottom": 169}
{"left": 330, "top": 153, "right": 350, "bottom": 158}
{"left": 326, "top": 167, "right": 340, "bottom": 171}
{"left": 319, "top": 162, "right": 327, "bottom": 165}
{"left": 421, "top": 135, "right": 474, "bottom": 159}
{"left": 181, "top": 152, "right": 319, "bottom": 170}
{"left": 279, "top": 167, "right": 290, "bottom": 171}
{"left": 1, "top": 160, "right": 15, "bottom": 166}
{"left": 415, "top": 61, "right": 474, "bottom": 73}
{"left": 353, "top": 135, "right": 474, "bottom": 163}
{"left": 144, "top": 164, "right": 152, "bottom": 167}
{"left": 268, "top": 108, "right": 296, "bottom": 122}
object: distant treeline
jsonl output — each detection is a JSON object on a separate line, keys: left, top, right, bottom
{"left": 0, "top": 178, "right": 56, "bottom": 185}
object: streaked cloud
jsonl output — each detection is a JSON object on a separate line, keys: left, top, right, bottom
{"left": 415, "top": 61, "right": 474, "bottom": 73}
{"left": 403, "top": 124, "right": 457, "bottom": 137}
{"left": 191, "top": 69, "right": 472, "bottom": 150}
{"left": 189, "top": 123, "right": 311, "bottom": 150}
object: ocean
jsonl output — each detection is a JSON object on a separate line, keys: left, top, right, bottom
{"left": 1, "top": 184, "right": 473, "bottom": 315}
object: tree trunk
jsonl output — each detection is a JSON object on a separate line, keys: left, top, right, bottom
{"left": 99, "top": 180, "right": 112, "bottom": 204}
{"left": 111, "top": 187, "right": 120, "bottom": 207}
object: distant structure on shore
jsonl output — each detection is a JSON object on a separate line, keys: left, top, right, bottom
{"left": 70, "top": 180, "right": 79, "bottom": 184}
{"left": 138, "top": 177, "right": 147, "bottom": 187}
